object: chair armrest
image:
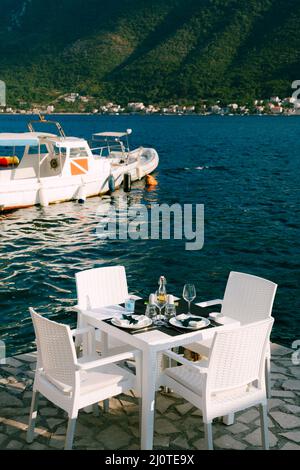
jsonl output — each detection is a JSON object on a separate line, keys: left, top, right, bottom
{"left": 129, "top": 294, "right": 142, "bottom": 300}
{"left": 163, "top": 350, "right": 208, "bottom": 374}
{"left": 76, "top": 349, "right": 141, "bottom": 371}
{"left": 196, "top": 298, "right": 223, "bottom": 308}
{"left": 71, "top": 326, "right": 94, "bottom": 337}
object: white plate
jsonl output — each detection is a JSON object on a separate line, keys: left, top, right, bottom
{"left": 170, "top": 315, "right": 210, "bottom": 330}
{"left": 111, "top": 316, "right": 152, "bottom": 330}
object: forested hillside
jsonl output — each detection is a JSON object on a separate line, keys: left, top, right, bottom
{"left": 0, "top": 0, "right": 299, "bottom": 105}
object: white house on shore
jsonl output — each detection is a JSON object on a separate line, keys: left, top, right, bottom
{"left": 128, "top": 102, "right": 146, "bottom": 112}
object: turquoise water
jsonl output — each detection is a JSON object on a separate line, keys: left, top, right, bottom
{"left": 0, "top": 114, "right": 299, "bottom": 355}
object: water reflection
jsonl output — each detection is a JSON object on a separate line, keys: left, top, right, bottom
{"left": 0, "top": 184, "right": 160, "bottom": 355}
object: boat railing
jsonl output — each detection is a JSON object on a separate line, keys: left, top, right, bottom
{"left": 91, "top": 144, "right": 128, "bottom": 158}
{"left": 28, "top": 114, "right": 66, "bottom": 138}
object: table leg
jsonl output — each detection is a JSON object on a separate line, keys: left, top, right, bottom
{"left": 140, "top": 349, "right": 157, "bottom": 450}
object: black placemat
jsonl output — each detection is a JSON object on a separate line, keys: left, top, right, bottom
{"left": 104, "top": 298, "right": 220, "bottom": 336}
{"left": 124, "top": 298, "right": 220, "bottom": 317}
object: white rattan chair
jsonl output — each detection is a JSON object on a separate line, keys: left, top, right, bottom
{"left": 27, "top": 308, "right": 141, "bottom": 450}
{"left": 187, "top": 272, "right": 277, "bottom": 397}
{"left": 75, "top": 266, "right": 140, "bottom": 352}
{"left": 158, "top": 318, "right": 274, "bottom": 450}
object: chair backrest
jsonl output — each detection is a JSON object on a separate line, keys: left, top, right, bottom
{"left": 75, "top": 266, "right": 129, "bottom": 309}
{"left": 221, "top": 271, "right": 277, "bottom": 324}
{"left": 30, "top": 308, "right": 77, "bottom": 392}
{"left": 207, "top": 318, "right": 274, "bottom": 394}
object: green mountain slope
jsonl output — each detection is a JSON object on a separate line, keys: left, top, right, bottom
{"left": 0, "top": 0, "right": 299, "bottom": 105}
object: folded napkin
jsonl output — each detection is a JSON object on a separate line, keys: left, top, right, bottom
{"left": 176, "top": 314, "right": 206, "bottom": 329}
{"left": 112, "top": 314, "right": 149, "bottom": 328}
{"left": 87, "top": 305, "right": 126, "bottom": 320}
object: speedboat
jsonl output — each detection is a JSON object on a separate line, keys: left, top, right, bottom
{"left": 0, "top": 118, "right": 159, "bottom": 211}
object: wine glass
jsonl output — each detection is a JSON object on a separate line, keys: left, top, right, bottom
{"left": 154, "top": 291, "right": 167, "bottom": 325}
{"left": 183, "top": 284, "right": 196, "bottom": 315}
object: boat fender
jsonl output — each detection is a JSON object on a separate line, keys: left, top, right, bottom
{"left": 137, "top": 166, "right": 142, "bottom": 180}
{"left": 39, "top": 187, "right": 49, "bottom": 207}
{"left": 0, "top": 156, "right": 19, "bottom": 167}
{"left": 146, "top": 175, "right": 158, "bottom": 187}
{"left": 123, "top": 173, "right": 132, "bottom": 193}
{"left": 78, "top": 185, "right": 86, "bottom": 204}
{"left": 108, "top": 175, "right": 115, "bottom": 193}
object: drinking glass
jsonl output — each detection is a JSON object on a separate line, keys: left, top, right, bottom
{"left": 164, "top": 304, "right": 176, "bottom": 323}
{"left": 154, "top": 292, "right": 167, "bottom": 326}
{"left": 183, "top": 284, "right": 196, "bottom": 315}
{"left": 125, "top": 298, "right": 135, "bottom": 314}
{"left": 145, "top": 304, "right": 157, "bottom": 323}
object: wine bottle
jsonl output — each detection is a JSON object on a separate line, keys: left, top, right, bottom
{"left": 158, "top": 276, "right": 167, "bottom": 302}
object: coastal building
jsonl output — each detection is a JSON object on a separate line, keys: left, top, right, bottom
{"left": 145, "top": 104, "right": 160, "bottom": 114}
{"left": 64, "top": 93, "right": 79, "bottom": 103}
{"left": 3, "top": 95, "right": 300, "bottom": 115}
{"left": 128, "top": 102, "right": 146, "bottom": 112}
{"left": 270, "top": 96, "right": 281, "bottom": 104}
{"left": 210, "top": 105, "right": 222, "bottom": 114}
{"left": 46, "top": 105, "right": 55, "bottom": 113}
{"left": 229, "top": 103, "right": 239, "bottom": 111}
{"left": 255, "top": 105, "right": 265, "bottom": 113}
{"left": 269, "top": 103, "right": 283, "bottom": 114}
{"left": 186, "top": 105, "right": 196, "bottom": 113}
{"left": 282, "top": 97, "right": 294, "bottom": 105}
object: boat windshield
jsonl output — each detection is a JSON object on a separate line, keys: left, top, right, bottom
{"left": 91, "top": 132, "right": 130, "bottom": 157}
{"left": 69, "top": 147, "right": 89, "bottom": 158}
{"left": 28, "top": 145, "right": 48, "bottom": 155}
{"left": 53, "top": 145, "right": 66, "bottom": 157}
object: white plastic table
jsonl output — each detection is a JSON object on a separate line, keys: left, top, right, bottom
{"left": 79, "top": 306, "right": 240, "bottom": 450}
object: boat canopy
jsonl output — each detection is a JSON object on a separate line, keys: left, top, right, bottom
{"left": 0, "top": 132, "right": 55, "bottom": 147}
{"left": 93, "top": 132, "right": 129, "bottom": 139}
{"left": 91, "top": 130, "right": 132, "bottom": 156}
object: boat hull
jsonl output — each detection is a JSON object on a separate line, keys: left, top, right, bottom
{"left": 0, "top": 148, "right": 159, "bottom": 212}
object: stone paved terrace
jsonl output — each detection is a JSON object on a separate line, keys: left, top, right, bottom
{"left": 0, "top": 343, "right": 299, "bottom": 451}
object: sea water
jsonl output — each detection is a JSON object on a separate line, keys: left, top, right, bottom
{"left": 0, "top": 114, "right": 299, "bottom": 355}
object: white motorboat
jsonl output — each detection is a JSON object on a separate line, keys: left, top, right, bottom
{"left": 0, "top": 119, "right": 159, "bottom": 211}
